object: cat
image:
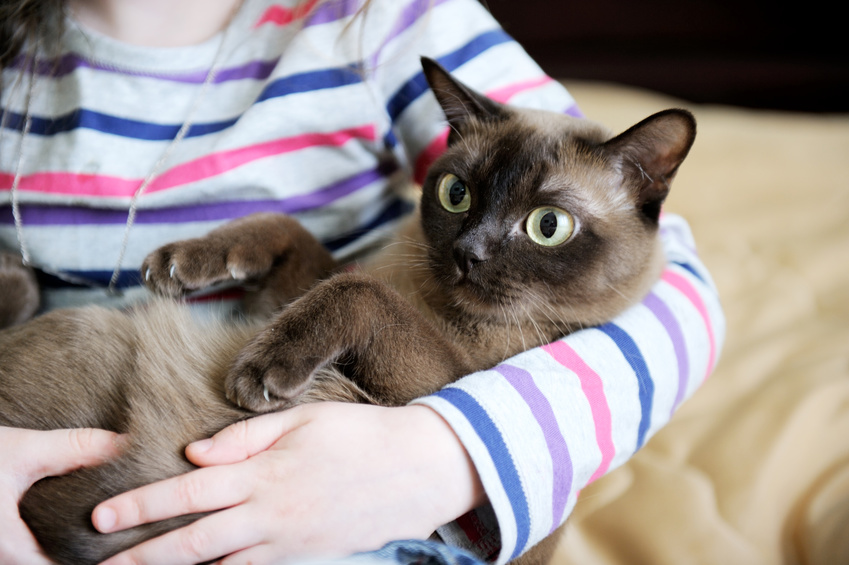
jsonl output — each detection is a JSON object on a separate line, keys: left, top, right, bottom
{"left": 0, "top": 57, "right": 696, "bottom": 565}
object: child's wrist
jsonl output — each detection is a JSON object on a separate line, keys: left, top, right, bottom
{"left": 400, "top": 405, "right": 487, "bottom": 525}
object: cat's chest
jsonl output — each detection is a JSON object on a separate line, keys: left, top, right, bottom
{"left": 435, "top": 315, "right": 559, "bottom": 372}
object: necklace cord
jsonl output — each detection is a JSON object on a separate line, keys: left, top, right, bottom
{"left": 3, "top": 2, "right": 242, "bottom": 296}
{"left": 7, "top": 50, "right": 38, "bottom": 268}
{"left": 107, "top": 29, "right": 231, "bottom": 295}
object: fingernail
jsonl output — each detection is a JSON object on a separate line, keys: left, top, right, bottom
{"left": 94, "top": 506, "right": 117, "bottom": 532}
{"left": 191, "top": 438, "right": 213, "bottom": 454}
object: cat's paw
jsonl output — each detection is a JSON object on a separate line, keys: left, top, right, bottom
{"left": 224, "top": 333, "right": 315, "bottom": 413}
{"left": 142, "top": 237, "right": 277, "bottom": 297}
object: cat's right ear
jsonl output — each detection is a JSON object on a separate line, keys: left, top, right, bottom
{"left": 421, "top": 57, "right": 506, "bottom": 145}
{"left": 604, "top": 109, "right": 697, "bottom": 223}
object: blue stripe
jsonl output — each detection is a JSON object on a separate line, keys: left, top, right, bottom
{"left": 598, "top": 323, "right": 654, "bottom": 449}
{"left": 34, "top": 268, "right": 142, "bottom": 290}
{"left": 382, "top": 129, "right": 399, "bottom": 151}
{"left": 2, "top": 67, "right": 363, "bottom": 140}
{"left": 10, "top": 111, "right": 238, "bottom": 140}
{"left": 256, "top": 66, "right": 362, "bottom": 104}
{"left": 671, "top": 260, "right": 705, "bottom": 284}
{"left": 432, "top": 387, "right": 530, "bottom": 560}
{"left": 324, "top": 196, "right": 414, "bottom": 252}
{"left": 386, "top": 29, "right": 513, "bottom": 122}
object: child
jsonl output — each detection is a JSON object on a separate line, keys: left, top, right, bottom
{"left": 0, "top": 1, "right": 724, "bottom": 563}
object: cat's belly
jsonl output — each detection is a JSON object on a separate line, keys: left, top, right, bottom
{"left": 0, "top": 300, "right": 255, "bottom": 433}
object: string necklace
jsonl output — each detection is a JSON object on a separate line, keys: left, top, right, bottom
{"left": 4, "top": 4, "right": 241, "bottom": 296}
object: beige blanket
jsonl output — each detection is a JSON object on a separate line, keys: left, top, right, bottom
{"left": 548, "top": 81, "right": 849, "bottom": 565}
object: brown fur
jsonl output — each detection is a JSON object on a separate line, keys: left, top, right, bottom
{"left": 0, "top": 58, "right": 696, "bottom": 565}
{"left": 0, "top": 252, "right": 40, "bottom": 327}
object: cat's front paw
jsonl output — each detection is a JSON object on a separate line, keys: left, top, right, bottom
{"left": 142, "top": 237, "right": 277, "bottom": 297}
{"left": 224, "top": 333, "right": 316, "bottom": 413}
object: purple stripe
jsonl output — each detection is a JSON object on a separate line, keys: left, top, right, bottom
{"left": 0, "top": 166, "right": 391, "bottom": 226}
{"left": 495, "top": 364, "right": 572, "bottom": 531}
{"left": 386, "top": 0, "right": 450, "bottom": 45}
{"left": 212, "top": 59, "right": 279, "bottom": 83}
{"left": 12, "top": 2, "right": 359, "bottom": 85}
{"left": 305, "top": 0, "right": 363, "bottom": 26}
{"left": 15, "top": 53, "right": 279, "bottom": 84}
{"left": 643, "top": 291, "right": 689, "bottom": 415}
{"left": 369, "top": 0, "right": 449, "bottom": 67}
{"left": 564, "top": 103, "right": 584, "bottom": 118}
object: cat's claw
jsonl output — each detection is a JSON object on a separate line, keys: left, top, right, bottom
{"left": 263, "top": 384, "right": 271, "bottom": 402}
{"left": 145, "top": 268, "right": 151, "bottom": 281}
{"left": 169, "top": 264, "right": 176, "bottom": 278}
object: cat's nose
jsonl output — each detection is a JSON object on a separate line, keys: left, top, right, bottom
{"left": 453, "top": 242, "right": 488, "bottom": 275}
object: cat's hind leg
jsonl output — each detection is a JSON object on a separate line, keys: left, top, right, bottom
{"left": 0, "top": 252, "right": 39, "bottom": 329}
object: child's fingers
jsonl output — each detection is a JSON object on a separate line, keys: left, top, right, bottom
{"left": 185, "top": 405, "right": 315, "bottom": 466}
{"left": 11, "top": 428, "right": 124, "bottom": 486}
{"left": 98, "top": 505, "right": 264, "bottom": 565}
{"left": 92, "top": 463, "right": 250, "bottom": 534}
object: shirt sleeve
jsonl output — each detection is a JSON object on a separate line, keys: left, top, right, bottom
{"left": 413, "top": 214, "right": 725, "bottom": 563}
{"left": 358, "top": 0, "right": 580, "bottom": 184}
{"left": 356, "top": 1, "right": 726, "bottom": 562}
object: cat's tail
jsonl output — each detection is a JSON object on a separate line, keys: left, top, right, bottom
{"left": 19, "top": 443, "right": 205, "bottom": 565}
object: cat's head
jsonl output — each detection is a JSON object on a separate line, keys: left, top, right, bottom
{"left": 418, "top": 57, "right": 696, "bottom": 329}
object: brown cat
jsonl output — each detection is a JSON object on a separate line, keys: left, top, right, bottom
{"left": 0, "top": 58, "right": 696, "bottom": 565}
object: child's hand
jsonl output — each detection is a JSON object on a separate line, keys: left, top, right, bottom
{"left": 0, "top": 427, "right": 123, "bottom": 564}
{"left": 93, "top": 402, "right": 485, "bottom": 565}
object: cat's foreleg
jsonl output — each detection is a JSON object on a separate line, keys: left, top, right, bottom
{"left": 225, "top": 272, "right": 471, "bottom": 412}
{"left": 142, "top": 212, "right": 337, "bottom": 308}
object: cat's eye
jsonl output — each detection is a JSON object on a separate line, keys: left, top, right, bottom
{"left": 437, "top": 174, "right": 471, "bottom": 213}
{"left": 526, "top": 207, "right": 574, "bottom": 247}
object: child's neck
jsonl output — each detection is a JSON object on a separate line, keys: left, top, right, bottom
{"left": 68, "top": 0, "right": 243, "bottom": 47}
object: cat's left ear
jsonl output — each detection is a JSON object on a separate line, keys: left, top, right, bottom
{"left": 604, "top": 109, "right": 696, "bottom": 222}
{"left": 421, "top": 57, "right": 507, "bottom": 145}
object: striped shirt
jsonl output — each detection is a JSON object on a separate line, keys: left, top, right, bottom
{"left": 419, "top": 213, "right": 724, "bottom": 562}
{"left": 0, "top": 0, "right": 724, "bottom": 562}
{"left": 0, "top": 0, "right": 576, "bottom": 311}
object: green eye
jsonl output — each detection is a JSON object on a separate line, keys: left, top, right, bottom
{"left": 526, "top": 207, "right": 574, "bottom": 246}
{"left": 437, "top": 174, "right": 471, "bottom": 213}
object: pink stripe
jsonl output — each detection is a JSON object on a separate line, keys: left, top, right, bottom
{"left": 662, "top": 269, "right": 716, "bottom": 379}
{"left": 543, "top": 341, "right": 614, "bottom": 484}
{"left": 413, "top": 129, "right": 448, "bottom": 185}
{"left": 254, "top": 0, "right": 320, "bottom": 27}
{"left": 413, "top": 77, "right": 553, "bottom": 184}
{"left": 2, "top": 125, "right": 376, "bottom": 198}
{"left": 255, "top": 5, "right": 290, "bottom": 26}
{"left": 486, "top": 76, "right": 553, "bottom": 104}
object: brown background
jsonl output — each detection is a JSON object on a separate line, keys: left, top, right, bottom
{"left": 485, "top": 0, "right": 847, "bottom": 113}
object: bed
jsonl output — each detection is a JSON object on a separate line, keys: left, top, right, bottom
{"left": 547, "top": 80, "right": 849, "bottom": 565}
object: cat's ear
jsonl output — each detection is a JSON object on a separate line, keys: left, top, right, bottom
{"left": 604, "top": 109, "right": 696, "bottom": 222}
{"left": 421, "top": 57, "right": 506, "bottom": 145}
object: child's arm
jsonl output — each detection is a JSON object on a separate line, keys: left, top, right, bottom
{"left": 414, "top": 214, "right": 725, "bottom": 562}
{"left": 369, "top": 1, "right": 727, "bottom": 561}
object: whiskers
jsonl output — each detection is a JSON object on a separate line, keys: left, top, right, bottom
{"left": 602, "top": 280, "right": 630, "bottom": 304}
{"left": 367, "top": 236, "right": 440, "bottom": 302}
{"left": 473, "top": 282, "right": 578, "bottom": 362}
